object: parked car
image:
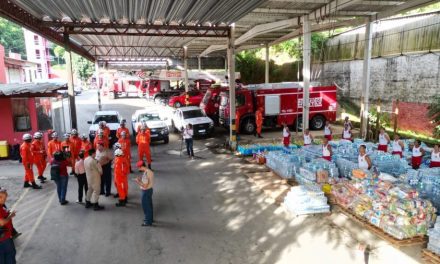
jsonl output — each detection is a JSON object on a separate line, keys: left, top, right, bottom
{"left": 171, "top": 106, "right": 214, "bottom": 137}
{"left": 131, "top": 109, "right": 169, "bottom": 144}
{"left": 87, "top": 110, "right": 123, "bottom": 146}
{"left": 168, "top": 90, "right": 205, "bottom": 108}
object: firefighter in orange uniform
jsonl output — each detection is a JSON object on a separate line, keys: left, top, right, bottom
{"left": 70, "top": 129, "right": 82, "bottom": 163}
{"left": 31, "top": 131, "right": 47, "bottom": 183}
{"left": 94, "top": 131, "right": 109, "bottom": 149}
{"left": 255, "top": 107, "right": 264, "bottom": 138}
{"left": 80, "top": 134, "right": 92, "bottom": 158}
{"left": 61, "top": 133, "right": 75, "bottom": 174}
{"left": 114, "top": 149, "right": 129, "bottom": 206}
{"left": 136, "top": 125, "right": 152, "bottom": 170}
{"left": 47, "top": 132, "right": 62, "bottom": 161}
{"left": 118, "top": 131, "right": 132, "bottom": 172}
{"left": 136, "top": 120, "right": 147, "bottom": 134}
{"left": 97, "top": 121, "right": 110, "bottom": 147}
{"left": 20, "top": 134, "right": 41, "bottom": 189}
{"left": 116, "top": 120, "right": 130, "bottom": 139}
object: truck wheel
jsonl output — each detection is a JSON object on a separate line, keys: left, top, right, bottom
{"left": 154, "top": 96, "right": 162, "bottom": 104}
{"left": 174, "top": 102, "right": 182, "bottom": 108}
{"left": 310, "top": 115, "right": 326, "bottom": 130}
{"left": 241, "top": 118, "right": 256, "bottom": 135}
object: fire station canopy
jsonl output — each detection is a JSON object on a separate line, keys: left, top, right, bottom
{"left": 0, "top": 0, "right": 436, "bottom": 62}
{"left": 0, "top": 79, "right": 67, "bottom": 97}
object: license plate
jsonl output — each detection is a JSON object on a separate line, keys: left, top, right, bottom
{"left": 199, "top": 129, "right": 206, "bottom": 133}
{"left": 151, "top": 134, "right": 158, "bottom": 137}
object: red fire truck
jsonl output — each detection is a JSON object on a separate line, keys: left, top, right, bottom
{"left": 218, "top": 82, "right": 337, "bottom": 134}
{"left": 109, "top": 76, "right": 146, "bottom": 99}
{"left": 200, "top": 85, "right": 228, "bottom": 123}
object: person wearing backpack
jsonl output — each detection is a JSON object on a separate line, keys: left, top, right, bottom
{"left": 50, "top": 151, "right": 70, "bottom": 205}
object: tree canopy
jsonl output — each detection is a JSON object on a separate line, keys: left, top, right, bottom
{"left": 0, "top": 18, "right": 26, "bottom": 59}
{"left": 71, "top": 53, "right": 94, "bottom": 82}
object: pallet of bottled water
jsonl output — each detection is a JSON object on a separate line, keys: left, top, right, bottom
{"left": 428, "top": 218, "right": 440, "bottom": 255}
{"left": 335, "top": 158, "right": 358, "bottom": 178}
{"left": 283, "top": 185, "right": 330, "bottom": 216}
{"left": 265, "top": 151, "right": 305, "bottom": 179}
{"left": 300, "top": 145, "right": 323, "bottom": 162}
{"left": 371, "top": 152, "right": 410, "bottom": 176}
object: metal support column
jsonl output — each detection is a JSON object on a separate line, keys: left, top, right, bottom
{"left": 228, "top": 25, "right": 237, "bottom": 150}
{"left": 302, "top": 17, "right": 311, "bottom": 132}
{"left": 361, "top": 17, "right": 374, "bottom": 139}
{"left": 265, "top": 43, "right": 270, "bottom": 84}
{"left": 63, "top": 32, "right": 77, "bottom": 130}
{"left": 198, "top": 56, "right": 202, "bottom": 71}
{"left": 95, "top": 61, "right": 102, "bottom": 111}
{"left": 184, "top": 46, "right": 189, "bottom": 105}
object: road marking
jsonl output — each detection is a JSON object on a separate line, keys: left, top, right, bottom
{"left": 16, "top": 191, "right": 56, "bottom": 261}
{"left": 10, "top": 188, "right": 29, "bottom": 212}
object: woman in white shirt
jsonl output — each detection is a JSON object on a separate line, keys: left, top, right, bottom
{"left": 282, "top": 123, "right": 291, "bottom": 147}
{"left": 391, "top": 134, "right": 404, "bottom": 158}
{"left": 411, "top": 140, "right": 425, "bottom": 169}
{"left": 183, "top": 124, "right": 194, "bottom": 158}
{"left": 377, "top": 128, "right": 390, "bottom": 152}
{"left": 303, "top": 129, "right": 313, "bottom": 146}
{"left": 358, "top": 145, "right": 372, "bottom": 170}
{"left": 431, "top": 144, "right": 440, "bottom": 168}
{"left": 324, "top": 120, "right": 332, "bottom": 141}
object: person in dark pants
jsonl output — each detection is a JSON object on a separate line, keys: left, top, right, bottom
{"left": 0, "top": 189, "right": 17, "bottom": 264}
{"left": 74, "top": 151, "right": 88, "bottom": 204}
{"left": 96, "top": 143, "right": 113, "bottom": 196}
{"left": 51, "top": 151, "right": 70, "bottom": 205}
{"left": 135, "top": 161, "right": 154, "bottom": 227}
{"left": 183, "top": 124, "right": 194, "bottom": 159}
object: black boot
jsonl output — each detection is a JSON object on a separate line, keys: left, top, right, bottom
{"left": 148, "top": 164, "right": 152, "bottom": 170}
{"left": 124, "top": 198, "right": 128, "bottom": 203}
{"left": 113, "top": 193, "right": 119, "bottom": 198}
{"left": 23, "top": 182, "right": 31, "bottom": 188}
{"left": 31, "top": 182, "right": 42, "bottom": 189}
{"left": 41, "top": 176, "right": 47, "bottom": 181}
{"left": 85, "top": 201, "right": 92, "bottom": 209}
{"left": 93, "top": 203, "right": 105, "bottom": 211}
{"left": 37, "top": 176, "right": 45, "bottom": 183}
{"left": 115, "top": 200, "right": 126, "bottom": 207}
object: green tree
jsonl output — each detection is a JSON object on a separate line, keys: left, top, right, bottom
{"left": 53, "top": 45, "right": 65, "bottom": 64}
{"left": 71, "top": 53, "right": 94, "bottom": 83}
{"left": 0, "top": 18, "right": 26, "bottom": 59}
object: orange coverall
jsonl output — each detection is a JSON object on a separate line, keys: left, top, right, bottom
{"left": 47, "top": 139, "right": 62, "bottom": 161}
{"left": 97, "top": 127, "right": 110, "bottom": 147}
{"left": 70, "top": 135, "right": 82, "bottom": 161}
{"left": 20, "top": 142, "right": 34, "bottom": 182}
{"left": 116, "top": 127, "right": 130, "bottom": 139}
{"left": 255, "top": 109, "right": 263, "bottom": 135}
{"left": 94, "top": 136, "right": 109, "bottom": 149}
{"left": 61, "top": 140, "right": 75, "bottom": 169}
{"left": 31, "top": 139, "right": 47, "bottom": 176}
{"left": 136, "top": 130, "right": 151, "bottom": 164}
{"left": 81, "top": 140, "right": 92, "bottom": 158}
{"left": 114, "top": 156, "right": 130, "bottom": 200}
{"left": 118, "top": 138, "right": 131, "bottom": 165}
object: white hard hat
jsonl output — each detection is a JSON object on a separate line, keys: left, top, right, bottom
{"left": 71, "top": 129, "right": 78, "bottom": 135}
{"left": 22, "top": 133, "right": 32, "bottom": 141}
{"left": 99, "top": 121, "right": 104, "bottom": 126}
{"left": 102, "top": 121, "right": 107, "bottom": 126}
{"left": 114, "top": 149, "right": 123, "bottom": 156}
{"left": 114, "top": 142, "right": 121, "bottom": 149}
{"left": 52, "top": 132, "right": 58, "bottom": 138}
{"left": 80, "top": 134, "right": 88, "bottom": 140}
{"left": 63, "top": 133, "right": 70, "bottom": 139}
{"left": 33, "top": 132, "right": 43, "bottom": 139}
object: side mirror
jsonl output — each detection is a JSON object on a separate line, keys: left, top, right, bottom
{"left": 87, "top": 121, "right": 92, "bottom": 124}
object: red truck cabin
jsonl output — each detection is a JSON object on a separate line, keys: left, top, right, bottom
{"left": 200, "top": 86, "right": 228, "bottom": 120}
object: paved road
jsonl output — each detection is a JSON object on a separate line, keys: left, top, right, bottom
{"left": 9, "top": 91, "right": 423, "bottom": 264}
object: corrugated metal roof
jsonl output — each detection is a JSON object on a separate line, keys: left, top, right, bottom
{"left": 0, "top": 80, "right": 67, "bottom": 96}
{"left": 3, "top": 0, "right": 434, "bottom": 64}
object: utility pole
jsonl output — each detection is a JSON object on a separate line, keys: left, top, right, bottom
{"left": 63, "top": 31, "right": 77, "bottom": 130}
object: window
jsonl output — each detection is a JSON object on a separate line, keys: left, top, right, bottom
{"left": 138, "top": 113, "right": 161, "bottom": 122}
{"left": 93, "top": 115, "right": 119, "bottom": 124}
{"left": 12, "top": 98, "right": 31, "bottom": 132}
{"left": 35, "top": 98, "right": 53, "bottom": 131}
{"left": 182, "top": 110, "right": 205, "bottom": 119}
{"left": 34, "top": 35, "right": 39, "bottom": 45}
{"left": 37, "top": 64, "right": 42, "bottom": 73}
{"left": 201, "top": 90, "right": 211, "bottom": 105}
{"left": 236, "top": 94, "right": 245, "bottom": 107}
{"left": 35, "top": 50, "right": 41, "bottom": 59}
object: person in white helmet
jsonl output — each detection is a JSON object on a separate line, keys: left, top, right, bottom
{"left": 114, "top": 149, "right": 129, "bottom": 206}
{"left": 20, "top": 134, "right": 41, "bottom": 189}
{"left": 47, "top": 132, "right": 62, "bottom": 161}
{"left": 31, "top": 131, "right": 47, "bottom": 183}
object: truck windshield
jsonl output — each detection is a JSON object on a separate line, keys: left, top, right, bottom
{"left": 183, "top": 110, "right": 205, "bottom": 119}
{"left": 94, "top": 115, "right": 119, "bottom": 124}
{"left": 201, "top": 90, "right": 211, "bottom": 105}
{"left": 139, "top": 113, "right": 161, "bottom": 122}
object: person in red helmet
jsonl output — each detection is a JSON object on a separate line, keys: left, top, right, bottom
{"left": 20, "top": 134, "right": 41, "bottom": 189}
{"left": 31, "top": 131, "right": 47, "bottom": 183}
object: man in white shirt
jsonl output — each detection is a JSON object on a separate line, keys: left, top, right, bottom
{"left": 183, "top": 124, "right": 194, "bottom": 158}
{"left": 96, "top": 143, "right": 113, "bottom": 196}
{"left": 135, "top": 161, "right": 155, "bottom": 226}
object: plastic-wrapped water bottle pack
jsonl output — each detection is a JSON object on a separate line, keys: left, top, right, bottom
{"left": 265, "top": 151, "right": 305, "bottom": 178}
{"left": 370, "top": 152, "right": 410, "bottom": 176}
{"left": 428, "top": 218, "right": 440, "bottom": 255}
{"left": 284, "top": 185, "right": 330, "bottom": 215}
{"left": 335, "top": 158, "right": 359, "bottom": 178}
